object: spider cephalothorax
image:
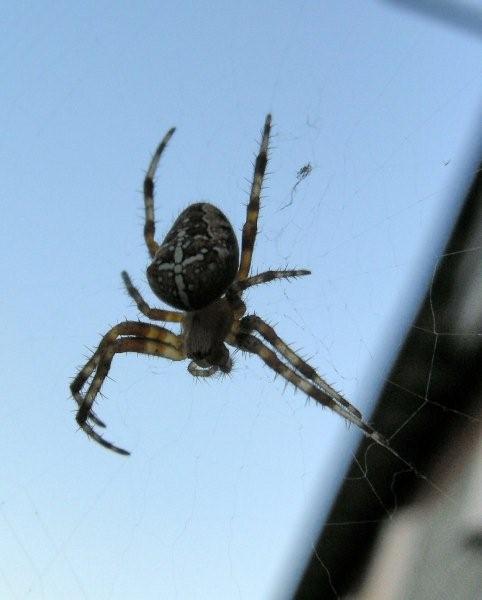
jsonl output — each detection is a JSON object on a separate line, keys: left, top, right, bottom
{"left": 183, "top": 298, "right": 235, "bottom": 374}
{"left": 71, "top": 114, "right": 388, "bottom": 455}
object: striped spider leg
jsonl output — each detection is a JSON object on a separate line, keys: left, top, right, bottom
{"left": 226, "top": 318, "right": 390, "bottom": 449}
{"left": 71, "top": 127, "right": 186, "bottom": 454}
{"left": 236, "top": 113, "right": 271, "bottom": 281}
{"left": 223, "top": 116, "right": 389, "bottom": 448}
{"left": 71, "top": 321, "right": 185, "bottom": 455}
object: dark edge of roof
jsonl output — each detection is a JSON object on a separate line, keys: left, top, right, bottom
{"left": 293, "top": 157, "right": 482, "bottom": 599}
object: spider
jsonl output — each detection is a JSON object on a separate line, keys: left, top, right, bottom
{"left": 71, "top": 114, "right": 387, "bottom": 456}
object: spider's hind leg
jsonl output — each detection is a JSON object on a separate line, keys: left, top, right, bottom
{"left": 143, "top": 126, "right": 176, "bottom": 259}
{"left": 237, "top": 114, "right": 272, "bottom": 281}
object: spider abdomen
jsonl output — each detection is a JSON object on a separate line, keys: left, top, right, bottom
{"left": 147, "top": 202, "right": 239, "bottom": 310}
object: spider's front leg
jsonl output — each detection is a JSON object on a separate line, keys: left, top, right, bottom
{"left": 239, "top": 315, "right": 361, "bottom": 419}
{"left": 71, "top": 321, "right": 185, "bottom": 455}
{"left": 229, "top": 317, "right": 388, "bottom": 448}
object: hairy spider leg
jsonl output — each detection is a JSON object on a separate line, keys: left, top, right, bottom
{"left": 237, "top": 114, "right": 271, "bottom": 281}
{"left": 77, "top": 337, "right": 184, "bottom": 455}
{"left": 143, "top": 126, "right": 176, "bottom": 259}
{"left": 71, "top": 323, "right": 182, "bottom": 400}
{"left": 228, "top": 269, "right": 310, "bottom": 295}
{"left": 238, "top": 315, "right": 362, "bottom": 419}
{"left": 80, "top": 419, "right": 130, "bottom": 455}
{"left": 121, "top": 271, "right": 183, "bottom": 322}
{"left": 72, "top": 322, "right": 184, "bottom": 429}
{"left": 230, "top": 329, "right": 388, "bottom": 447}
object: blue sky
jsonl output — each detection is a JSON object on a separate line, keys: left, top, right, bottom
{"left": 1, "top": 2, "right": 481, "bottom": 599}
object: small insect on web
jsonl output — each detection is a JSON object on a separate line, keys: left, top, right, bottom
{"left": 281, "top": 162, "right": 313, "bottom": 210}
{"left": 70, "top": 114, "right": 402, "bottom": 460}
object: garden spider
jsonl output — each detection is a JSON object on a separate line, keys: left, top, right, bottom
{"left": 71, "top": 114, "right": 388, "bottom": 456}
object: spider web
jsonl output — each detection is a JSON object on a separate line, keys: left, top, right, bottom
{"left": 0, "top": 3, "right": 481, "bottom": 600}
{"left": 281, "top": 177, "right": 482, "bottom": 599}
